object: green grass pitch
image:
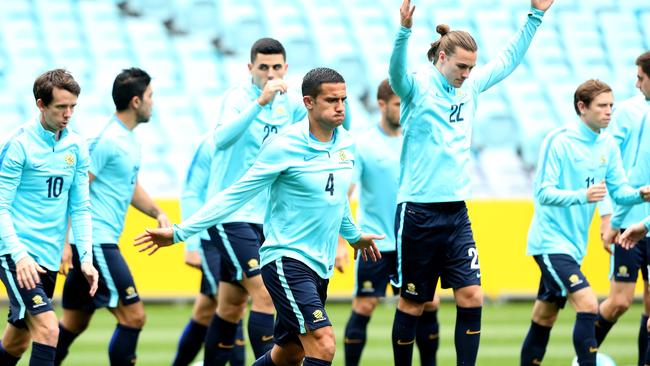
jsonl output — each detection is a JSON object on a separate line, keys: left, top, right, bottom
{"left": 7, "top": 300, "right": 644, "bottom": 365}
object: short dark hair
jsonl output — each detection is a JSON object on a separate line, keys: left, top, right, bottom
{"left": 637, "top": 51, "right": 650, "bottom": 77}
{"left": 302, "top": 68, "right": 345, "bottom": 98}
{"left": 112, "top": 68, "right": 151, "bottom": 111}
{"left": 250, "top": 38, "right": 286, "bottom": 63}
{"left": 573, "top": 79, "right": 612, "bottom": 115}
{"left": 33, "top": 69, "right": 80, "bottom": 106}
{"left": 377, "top": 79, "right": 396, "bottom": 102}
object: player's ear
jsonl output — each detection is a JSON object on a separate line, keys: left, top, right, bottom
{"left": 577, "top": 100, "right": 587, "bottom": 115}
{"left": 303, "top": 95, "right": 314, "bottom": 109}
{"left": 36, "top": 98, "right": 45, "bottom": 111}
{"left": 131, "top": 95, "right": 141, "bottom": 110}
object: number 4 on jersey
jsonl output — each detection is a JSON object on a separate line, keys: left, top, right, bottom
{"left": 325, "top": 173, "right": 334, "bottom": 196}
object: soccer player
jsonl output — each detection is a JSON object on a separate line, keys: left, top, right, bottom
{"left": 593, "top": 51, "right": 650, "bottom": 364}
{"left": 342, "top": 79, "right": 440, "bottom": 366}
{"left": 55, "top": 68, "right": 170, "bottom": 366}
{"left": 173, "top": 132, "right": 245, "bottom": 366}
{"left": 520, "top": 79, "right": 650, "bottom": 366}
{"left": 134, "top": 67, "right": 382, "bottom": 366}
{"left": 389, "top": 0, "right": 554, "bottom": 364}
{"left": 193, "top": 38, "right": 349, "bottom": 365}
{"left": 0, "top": 69, "right": 98, "bottom": 366}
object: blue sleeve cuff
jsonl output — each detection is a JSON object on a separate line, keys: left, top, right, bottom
{"left": 173, "top": 224, "right": 185, "bottom": 244}
{"left": 398, "top": 25, "right": 412, "bottom": 35}
{"left": 643, "top": 216, "right": 650, "bottom": 232}
{"left": 529, "top": 7, "right": 545, "bottom": 21}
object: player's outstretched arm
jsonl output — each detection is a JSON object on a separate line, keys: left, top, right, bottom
{"left": 388, "top": 0, "right": 417, "bottom": 102}
{"left": 350, "top": 233, "right": 384, "bottom": 262}
{"left": 134, "top": 227, "right": 174, "bottom": 255}
{"left": 400, "top": 0, "right": 415, "bottom": 29}
{"left": 620, "top": 221, "right": 649, "bottom": 250}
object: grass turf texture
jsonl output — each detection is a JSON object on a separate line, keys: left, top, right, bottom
{"left": 6, "top": 300, "right": 642, "bottom": 365}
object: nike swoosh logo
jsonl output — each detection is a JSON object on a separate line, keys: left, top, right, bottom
{"left": 235, "top": 339, "right": 246, "bottom": 346}
{"left": 589, "top": 346, "right": 598, "bottom": 353}
{"left": 476, "top": 272, "right": 481, "bottom": 278}
{"left": 261, "top": 335, "right": 274, "bottom": 342}
{"left": 465, "top": 329, "right": 480, "bottom": 335}
{"left": 428, "top": 333, "right": 439, "bottom": 340}
{"left": 344, "top": 338, "right": 363, "bottom": 344}
{"left": 217, "top": 342, "right": 234, "bottom": 349}
{"left": 304, "top": 155, "right": 319, "bottom": 161}
{"left": 396, "top": 339, "right": 415, "bottom": 345}
{"left": 532, "top": 359, "right": 542, "bottom": 365}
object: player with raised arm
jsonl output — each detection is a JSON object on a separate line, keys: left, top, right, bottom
{"left": 55, "top": 68, "right": 170, "bottom": 366}
{"left": 593, "top": 51, "right": 650, "bottom": 364}
{"left": 389, "top": 0, "right": 554, "bottom": 364}
{"left": 0, "top": 69, "right": 98, "bottom": 366}
{"left": 341, "top": 79, "right": 440, "bottom": 366}
{"left": 134, "top": 67, "right": 382, "bottom": 366}
{"left": 521, "top": 80, "right": 650, "bottom": 366}
{"left": 172, "top": 132, "right": 245, "bottom": 366}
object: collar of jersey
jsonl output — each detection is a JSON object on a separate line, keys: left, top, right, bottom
{"left": 301, "top": 119, "right": 339, "bottom": 151}
{"left": 573, "top": 119, "right": 601, "bottom": 143}
{"left": 111, "top": 114, "right": 131, "bottom": 132}
{"left": 33, "top": 116, "right": 69, "bottom": 144}
{"left": 429, "top": 64, "right": 456, "bottom": 94}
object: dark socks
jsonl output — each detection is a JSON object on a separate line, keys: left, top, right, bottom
{"left": 172, "top": 319, "right": 208, "bottom": 366}
{"left": 594, "top": 312, "right": 615, "bottom": 346}
{"left": 416, "top": 310, "right": 439, "bottom": 366}
{"left": 54, "top": 324, "right": 80, "bottom": 365}
{"left": 639, "top": 314, "right": 649, "bottom": 366}
{"left": 0, "top": 341, "right": 20, "bottom": 366}
{"left": 108, "top": 324, "right": 141, "bottom": 366}
{"left": 303, "top": 356, "right": 332, "bottom": 366}
{"left": 248, "top": 311, "right": 274, "bottom": 359}
{"left": 520, "top": 321, "right": 552, "bottom": 366}
{"left": 392, "top": 308, "right": 419, "bottom": 366}
{"left": 574, "top": 312, "right": 597, "bottom": 366}
{"left": 231, "top": 320, "right": 246, "bottom": 366}
{"left": 204, "top": 314, "right": 238, "bottom": 366}
{"left": 344, "top": 311, "right": 370, "bottom": 366}
{"left": 455, "top": 306, "right": 481, "bottom": 366}
{"left": 30, "top": 342, "right": 56, "bottom": 366}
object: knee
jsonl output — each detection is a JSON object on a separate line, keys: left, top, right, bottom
{"left": 2, "top": 336, "right": 30, "bottom": 356}
{"left": 353, "top": 297, "right": 378, "bottom": 316}
{"left": 122, "top": 310, "right": 146, "bottom": 329}
{"left": 218, "top": 302, "right": 247, "bottom": 322}
{"left": 251, "top": 290, "right": 274, "bottom": 311}
{"left": 33, "top": 321, "right": 59, "bottom": 345}
{"left": 456, "top": 288, "right": 483, "bottom": 308}
{"left": 313, "top": 329, "right": 336, "bottom": 361}
{"left": 532, "top": 312, "right": 558, "bottom": 327}
{"left": 609, "top": 297, "right": 632, "bottom": 318}
{"left": 425, "top": 297, "right": 440, "bottom": 311}
{"left": 398, "top": 297, "right": 425, "bottom": 316}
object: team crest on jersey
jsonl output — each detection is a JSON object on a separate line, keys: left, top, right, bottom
{"left": 64, "top": 153, "right": 75, "bottom": 166}
{"left": 273, "top": 106, "right": 286, "bottom": 116}
{"left": 599, "top": 155, "right": 607, "bottom": 166}
{"left": 618, "top": 265, "right": 629, "bottom": 277}
{"left": 125, "top": 286, "right": 138, "bottom": 299}
{"left": 338, "top": 150, "right": 353, "bottom": 163}
{"left": 405, "top": 283, "right": 418, "bottom": 295}
{"left": 248, "top": 258, "right": 259, "bottom": 270}
{"left": 361, "top": 280, "right": 374, "bottom": 292}
{"left": 568, "top": 274, "right": 583, "bottom": 287}
{"left": 32, "top": 295, "right": 46, "bottom": 308}
{"left": 312, "top": 309, "right": 327, "bottom": 323}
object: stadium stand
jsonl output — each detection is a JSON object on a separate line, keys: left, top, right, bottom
{"left": 0, "top": 0, "right": 648, "bottom": 197}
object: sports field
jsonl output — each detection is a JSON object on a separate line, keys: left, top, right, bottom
{"left": 6, "top": 300, "right": 643, "bottom": 365}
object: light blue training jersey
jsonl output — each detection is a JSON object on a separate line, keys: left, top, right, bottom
{"left": 354, "top": 124, "right": 402, "bottom": 252}
{"left": 175, "top": 120, "right": 362, "bottom": 279}
{"left": 526, "top": 120, "right": 643, "bottom": 263}
{"left": 0, "top": 118, "right": 92, "bottom": 271}
{"left": 606, "top": 95, "right": 650, "bottom": 230}
{"left": 181, "top": 133, "right": 214, "bottom": 251}
{"left": 389, "top": 8, "right": 545, "bottom": 204}
{"left": 82, "top": 115, "right": 141, "bottom": 245}
{"left": 206, "top": 84, "right": 307, "bottom": 224}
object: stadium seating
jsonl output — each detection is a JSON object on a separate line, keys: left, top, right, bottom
{"left": 0, "top": 0, "right": 648, "bottom": 197}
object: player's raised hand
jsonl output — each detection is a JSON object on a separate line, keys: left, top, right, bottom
{"left": 640, "top": 186, "right": 650, "bottom": 201}
{"left": 531, "top": 0, "right": 554, "bottom": 11}
{"left": 257, "top": 79, "right": 288, "bottom": 106}
{"left": 619, "top": 222, "right": 649, "bottom": 250}
{"left": 586, "top": 181, "right": 607, "bottom": 202}
{"left": 134, "top": 227, "right": 174, "bottom": 255}
{"left": 184, "top": 250, "right": 202, "bottom": 269}
{"left": 16, "top": 255, "right": 46, "bottom": 290}
{"left": 351, "top": 233, "right": 384, "bottom": 262}
{"left": 400, "top": 0, "right": 416, "bottom": 29}
{"left": 80, "top": 262, "right": 99, "bottom": 297}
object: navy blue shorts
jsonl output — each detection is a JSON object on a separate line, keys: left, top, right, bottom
{"left": 610, "top": 234, "right": 650, "bottom": 283}
{"left": 211, "top": 223, "right": 264, "bottom": 283}
{"left": 261, "top": 257, "right": 330, "bottom": 346}
{"left": 62, "top": 244, "right": 140, "bottom": 312}
{"left": 199, "top": 238, "right": 221, "bottom": 297}
{"left": 354, "top": 251, "right": 399, "bottom": 297}
{"left": 394, "top": 201, "right": 481, "bottom": 303}
{"left": 0, "top": 255, "right": 57, "bottom": 329}
{"left": 534, "top": 254, "right": 590, "bottom": 308}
